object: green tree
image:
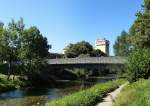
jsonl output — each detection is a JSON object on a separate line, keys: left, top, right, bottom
{"left": 143, "top": 0, "right": 150, "bottom": 12}
{"left": 113, "top": 31, "right": 131, "bottom": 56}
{"left": 129, "top": 0, "right": 150, "bottom": 49}
{"left": 90, "top": 49, "right": 106, "bottom": 57}
{"left": 7, "top": 18, "right": 25, "bottom": 79}
{"left": 125, "top": 0, "right": 150, "bottom": 82}
{"left": 130, "top": 13, "right": 150, "bottom": 49}
{"left": 0, "top": 27, "right": 5, "bottom": 62}
{"left": 0, "top": 19, "right": 50, "bottom": 82}
{"left": 126, "top": 49, "right": 150, "bottom": 82}
{"left": 64, "top": 41, "right": 93, "bottom": 58}
{"left": 0, "top": 26, "right": 19, "bottom": 79}
{"left": 19, "top": 26, "right": 50, "bottom": 80}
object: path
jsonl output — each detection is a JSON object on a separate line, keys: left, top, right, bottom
{"left": 96, "top": 83, "right": 126, "bottom": 106}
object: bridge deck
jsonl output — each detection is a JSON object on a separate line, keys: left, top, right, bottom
{"left": 47, "top": 56, "right": 126, "bottom": 65}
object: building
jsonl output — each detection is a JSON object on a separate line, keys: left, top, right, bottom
{"left": 95, "top": 38, "right": 109, "bottom": 56}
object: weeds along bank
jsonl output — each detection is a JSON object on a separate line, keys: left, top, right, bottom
{"left": 46, "top": 79, "right": 125, "bottom": 106}
{"left": 113, "top": 79, "right": 150, "bottom": 106}
{"left": 0, "top": 74, "right": 26, "bottom": 92}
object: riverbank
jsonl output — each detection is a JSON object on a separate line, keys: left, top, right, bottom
{"left": 96, "top": 83, "right": 126, "bottom": 106}
{"left": 46, "top": 79, "right": 125, "bottom": 106}
{"left": 0, "top": 74, "right": 26, "bottom": 92}
{"left": 113, "top": 79, "right": 150, "bottom": 106}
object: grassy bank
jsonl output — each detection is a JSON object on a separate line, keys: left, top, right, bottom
{"left": 0, "top": 74, "right": 26, "bottom": 92}
{"left": 113, "top": 79, "right": 150, "bottom": 106}
{"left": 46, "top": 79, "right": 125, "bottom": 106}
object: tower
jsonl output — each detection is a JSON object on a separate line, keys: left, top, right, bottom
{"left": 95, "top": 38, "right": 109, "bottom": 56}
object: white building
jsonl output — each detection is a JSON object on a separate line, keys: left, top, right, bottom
{"left": 95, "top": 38, "right": 109, "bottom": 56}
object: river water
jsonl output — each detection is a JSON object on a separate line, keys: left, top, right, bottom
{"left": 0, "top": 77, "right": 114, "bottom": 106}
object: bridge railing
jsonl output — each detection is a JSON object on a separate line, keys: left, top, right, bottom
{"left": 47, "top": 56, "right": 126, "bottom": 65}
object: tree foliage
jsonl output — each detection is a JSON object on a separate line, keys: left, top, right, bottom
{"left": 0, "top": 21, "right": 21, "bottom": 79}
{"left": 126, "top": 49, "right": 150, "bottom": 82}
{"left": 64, "top": 41, "right": 105, "bottom": 58}
{"left": 124, "top": 0, "right": 150, "bottom": 82}
{"left": 130, "top": 13, "right": 150, "bottom": 49}
{"left": 19, "top": 26, "right": 50, "bottom": 80}
{"left": 90, "top": 49, "right": 106, "bottom": 57}
{"left": 143, "top": 0, "right": 150, "bottom": 13}
{"left": 113, "top": 31, "right": 131, "bottom": 56}
{"left": 64, "top": 41, "right": 93, "bottom": 58}
{"left": 0, "top": 18, "right": 50, "bottom": 81}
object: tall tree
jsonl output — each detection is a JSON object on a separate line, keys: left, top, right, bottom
{"left": 19, "top": 26, "right": 50, "bottom": 80}
{"left": 0, "top": 25, "right": 19, "bottom": 79}
{"left": 125, "top": 0, "right": 150, "bottom": 82}
{"left": 6, "top": 18, "right": 25, "bottom": 79}
{"left": 132, "top": 13, "right": 150, "bottom": 49}
{"left": 143, "top": 0, "right": 150, "bottom": 13}
{"left": 0, "top": 27, "right": 5, "bottom": 62}
{"left": 113, "top": 31, "right": 131, "bottom": 56}
{"left": 129, "top": 0, "right": 150, "bottom": 49}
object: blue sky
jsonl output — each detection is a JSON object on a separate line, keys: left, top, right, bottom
{"left": 0, "top": 0, "right": 143, "bottom": 55}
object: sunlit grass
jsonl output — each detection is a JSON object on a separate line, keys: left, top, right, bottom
{"left": 113, "top": 79, "right": 150, "bottom": 106}
{"left": 46, "top": 79, "right": 125, "bottom": 106}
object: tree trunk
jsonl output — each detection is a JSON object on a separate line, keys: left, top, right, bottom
{"left": 7, "top": 62, "right": 11, "bottom": 80}
{"left": 7, "top": 54, "right": 12, "bottom": 80}
{"left": 13, "top": 74, "right": 15, "bottom": 80}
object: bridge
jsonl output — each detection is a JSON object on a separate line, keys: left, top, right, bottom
{"left": 47, "top": 56, "right": 126, "bottom": 65}
{"left": 47, "top": 57, "right": 126, "bottom": 76}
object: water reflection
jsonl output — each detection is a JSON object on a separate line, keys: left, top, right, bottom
{"left": 0, "top": 76, "right": 115, "bottom": 106}
{"left": 0, "top": 88, "right": 68, "bottom": 106}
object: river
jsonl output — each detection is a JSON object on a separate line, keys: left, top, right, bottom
{"left": 0, "top": 76, "right": 115, "bottom": 106}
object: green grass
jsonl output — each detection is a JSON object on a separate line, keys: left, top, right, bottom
{"left": 113, "top": 79, "right": 150, "bottom": 106}
{"left": 46, "top": 79, "right": 125, "bottom": 106}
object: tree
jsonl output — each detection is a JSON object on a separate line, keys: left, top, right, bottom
{"left": 76, "top": 41, "right": 93, "bottom": 54}
{"left": 64, "top": 41, "right": 93, "bottom": 58}
{"left": 0, "top": 26, "right": 19, "bottom": 79}
{"left": 124, "top": 0, "right": 150, "bottom": 82}
{"left": 128, "top": 0, "right": 150, "bottom": 49}
{"left": 113, "top": 31, "right": 131, "bottom": 56}
{"left": 126, "top": 49, "right": 150, "bottom": 82}
{"left": 6, "top": 18, "right": 25, "bottom": 79}
{"left": 130, "top": 13, "right": 150, "bottom": 49}
{"left": 143, "top": 0, "right": 150, "bottom": 13}
{"left": 0, "top": 27, "right": 5, "bottom": 62}
{"left": 0, "top": 18, "right": 51, "bottom": 82}
{"left": 90, "top": 49, "right": 106, "bottom": 57}
{"left": 19, "top": 26, "right": 50, "bottom": 80}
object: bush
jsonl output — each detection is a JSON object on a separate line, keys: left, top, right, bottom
{"left": 0, "top": 74, "right": 26, "bottom": 92}
{"left": 46, "top": 79, "right": 125, "bottom": 106}
{"left": 0, "top": 63, "right": 8, "bottom": 74}
{"left": 125, "top": 49, "right": 150, "bottom": 82}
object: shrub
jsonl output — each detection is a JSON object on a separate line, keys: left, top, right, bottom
{"left": 125, "top": 49, "right": 150, "bottom": 82}
{"left": 0, "top": 74, "right": 26, "bottom": 92}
